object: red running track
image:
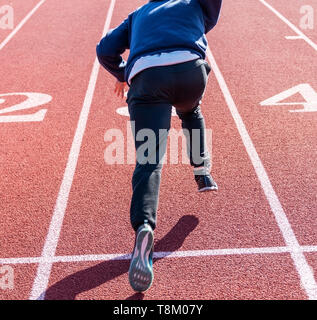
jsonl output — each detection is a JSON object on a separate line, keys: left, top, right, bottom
{"left": 0, "top": 0, "right": 112, "bottom": 299}
{"left": 0, "top": 0, "right": 316, "bottom": 300}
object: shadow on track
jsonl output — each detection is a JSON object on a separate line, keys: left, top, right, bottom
{"left": 44, "top": 215, "right": 199, "bottom": 300}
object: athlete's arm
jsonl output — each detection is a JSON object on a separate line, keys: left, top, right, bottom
{"left": 96, "top": 17, "right": 130, "bottom": 82}
{"left": 197, "top": 0, "right": 222, "bottom": 33}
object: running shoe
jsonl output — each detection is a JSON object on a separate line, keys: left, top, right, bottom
{"left": 128, "top": 223, "right": 154, "bottom": 292}
{"left": 195, "top": 174, "right": 218, "bottom": 192}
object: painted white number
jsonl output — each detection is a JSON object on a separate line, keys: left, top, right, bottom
{"left": 0, "top": 5, "right": 14, "bottom": 30}
{"left": 260, "top": 84, "right": 317, "bottom": 113}
{"left": 0, "top": 265, "right": 14, "bottom": 290}
{"left": 0, "top": 92, "right": 52, "bottom": 123}
{"left": 300, "top": 5, "right": 314, "bottom": 30}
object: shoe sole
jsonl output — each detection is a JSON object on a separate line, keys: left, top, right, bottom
{"left": 129, "top": 227, "right": 154, "bottom": 292}
{"left": 198, "top": 183, "right": 218, "bottom": 192}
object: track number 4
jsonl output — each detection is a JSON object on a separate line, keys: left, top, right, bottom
{"left": 0, "top": 92, "right": 52, "bottom": 123}
{"left": 260, "top": 84, "right": 317, "bottom": 113}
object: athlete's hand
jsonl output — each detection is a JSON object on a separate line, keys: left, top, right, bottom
{"left": 114, "top": 80, "right": 127, "bottom": 99}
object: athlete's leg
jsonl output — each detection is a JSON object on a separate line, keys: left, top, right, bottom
{"left": 173, "top": 60, "right": 212, "bottom": 173}
{"left": 127, "top": 67, "right": 173, "bottom": 232}
{"left": 128, "top": 102, "right": 172, "bottom": 232}
{"left": 127, "top": 68, "right": 172, "bottom": 292}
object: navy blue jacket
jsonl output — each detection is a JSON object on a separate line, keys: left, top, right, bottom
{"left": 96, "top": 0, "right": 222, "bottom": 83}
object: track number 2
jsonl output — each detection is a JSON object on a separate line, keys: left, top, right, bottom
{"left": 0, "top": 92, "right": 52, "bottom": 123}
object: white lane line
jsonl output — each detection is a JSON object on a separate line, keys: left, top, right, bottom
{"left": 259, "top": 0, "right": 317, "bottom": 51}
{"left": 29, "top": 0, "right": 117, "bottom": 301}
{"left": 3, "top": 245, "right": 317, "bottom": 265}
{"left": 285, "top": 36, "right": 303, "bottom": 40}
{"left": 0, "top": 0, "right": 46, "bottom": 51}
{"left": 206, "top": 47, "right": 317, "bottom": 300}
{"left": 0, "top": 246, "right": 296, "bottom": 265}
{"left": 0, "top": 257, "right": 42, "bottom": 265}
